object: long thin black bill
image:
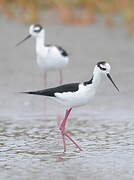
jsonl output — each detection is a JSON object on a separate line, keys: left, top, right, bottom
{"left": 107, "top": 73, "right": 119, "bottom": 92}
{"left": 16, "top": 34, "right": 31, "bottom": 47}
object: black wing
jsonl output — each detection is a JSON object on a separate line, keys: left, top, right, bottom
{"left": 55, "top": 45, "right": 68, "bottom": 57}
{"left": 22, "top": 83, "right": 79, "bottom": 97}
{"left": 83, "top": 76, "right": 93, "bottom": 86}
{"left": 46, "top": 44, "right": 68, "bottom": 57}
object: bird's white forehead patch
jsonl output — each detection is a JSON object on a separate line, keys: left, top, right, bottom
{"left": 100, "top": 63, "right": 106, "bottom": 69}
{"left": 105, "top": 63, "right": 111, "bottom": 70}
{"left": 34, "top": 26, "right": 40, "bottom": 31}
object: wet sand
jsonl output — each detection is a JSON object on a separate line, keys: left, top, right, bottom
{"left": 0, "top": 17, "right": 134, "bottom": 180}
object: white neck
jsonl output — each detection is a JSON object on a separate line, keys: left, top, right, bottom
{"left": 92, "top": 67, "right": 103, "bottom": 89}
{"left": 36, "top": 29, "right": 45, "bottom": 50}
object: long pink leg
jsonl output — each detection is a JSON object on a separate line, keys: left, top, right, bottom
{"left": 56, "top": 70, "right": 63, "bottom": 126}
{"left": 60, "top": 109, "right": 72, "bottom": 132}
{"left": 59, "top": 70, "right": 63, "bottom": 85}
{"left": 44, "top": 72, "right": 47, "bottom": 114}
{"left": 59, "top": 108, "right": 82, "bottom": 152}
{"left": 44, "top": 72, "right": 47, "bottom": 88}
{"left": 59, "top": 109, "right": 71, "bottom": 152}
{"left": 64, "top": 132, "right": 83, "bottom": 151}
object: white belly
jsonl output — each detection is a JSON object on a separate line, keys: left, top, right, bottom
{"left": 36, "top": 46, "right": 69, "bottom": 71}
{"left": 54, "top": 87, "right": 96, "bottom": 108}
{"left": 37, "top": 55, "right": 69, "bottom": 71}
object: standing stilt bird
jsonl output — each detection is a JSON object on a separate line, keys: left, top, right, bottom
{"left": 16, "top": 24, "right": 69, "bottom": 87}
{"left": 21, "top": 61, "right": 119, "bottom": 152}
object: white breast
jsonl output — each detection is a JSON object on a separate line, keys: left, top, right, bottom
{"left": 36, "top": 46, "right": 69, "bottom": 71}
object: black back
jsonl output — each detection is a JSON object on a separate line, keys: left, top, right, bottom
{"left": 24, "top": 83, "right": 79, "bottom": 97}
{"left": 83, "top": 76, "right": 93, "bottom": 85}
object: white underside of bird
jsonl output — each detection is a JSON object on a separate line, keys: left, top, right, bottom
{"left": 36, "top": 46, "right": 69, "bottom": 71}
{"left": 52, "top": 83, "right": 96, "bottom": 108}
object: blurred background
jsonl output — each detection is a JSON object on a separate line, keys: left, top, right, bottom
{"left": 0, "top": 0, "right": 134, "bottom": 32}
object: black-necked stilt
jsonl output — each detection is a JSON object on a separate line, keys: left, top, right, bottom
{"left": 21, "top": 61, "right": 119, "bottom": 152}
{"left": 16, "top": 24, "right": 69, "bottom": 87}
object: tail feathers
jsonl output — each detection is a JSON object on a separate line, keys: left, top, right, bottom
{"left": 20, "top": 90, "right": 46, "bottom": 96}
{"left": 20, "top": 89, "right": 55, "bottom": 97}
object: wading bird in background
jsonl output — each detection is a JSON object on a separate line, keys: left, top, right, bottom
{"left": 16, "top": 24, "right": 69, "bottom": 87}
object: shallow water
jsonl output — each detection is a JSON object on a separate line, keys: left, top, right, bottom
{"left": 0, "top": 17, "right": 134, "bottom": 179}
{"left": 0, "top": 114, "right": 134, "bottom": 180}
